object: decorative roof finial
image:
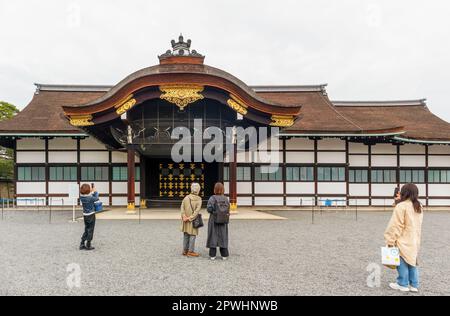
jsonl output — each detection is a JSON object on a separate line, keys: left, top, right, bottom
{"left": 159, "top": 35, "right": 205, "bottom": 64}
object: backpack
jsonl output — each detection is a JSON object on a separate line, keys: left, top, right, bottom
{"left": 213, "top": 196, "right": 230, "bottom": 225}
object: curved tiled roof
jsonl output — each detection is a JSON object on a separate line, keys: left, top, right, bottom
{"left": 1, "top": 85, "right": 450, "bottom": 143}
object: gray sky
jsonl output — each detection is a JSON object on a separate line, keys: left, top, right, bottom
{"left": 1, "top": 0, "right": 449, "bottom": 122}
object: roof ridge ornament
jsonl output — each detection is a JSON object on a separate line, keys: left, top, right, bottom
{"left": 159, "top": 34, "right": 205, "bottom": 65}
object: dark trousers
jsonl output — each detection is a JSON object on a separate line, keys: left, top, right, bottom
{"left": 81, "top": 214, "right": 96, "bottom": 243}
{"left": 209, "top": 247, "right": 229, "bottom": 258}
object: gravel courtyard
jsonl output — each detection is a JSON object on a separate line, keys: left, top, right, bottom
{"left": 0, "top": 209, "right": 449, "bottom": 296}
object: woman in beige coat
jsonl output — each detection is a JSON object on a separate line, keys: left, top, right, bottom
{"left": 181, "top": 183, "right": 203, "bottom": 257}
{"left": 384, "top": 183, "right": 424, "bottom": 293}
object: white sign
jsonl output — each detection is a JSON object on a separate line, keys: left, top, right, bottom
{"left": 68, "top": 184, "right": 80, "bottom": 200}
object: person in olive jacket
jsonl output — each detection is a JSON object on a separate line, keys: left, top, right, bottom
{"left": 180, "top": 183, "right": 203, "bottom": 257}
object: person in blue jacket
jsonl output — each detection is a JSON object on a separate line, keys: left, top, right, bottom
{"left": 79, "top": 183, "right": 99, "bottom": 251}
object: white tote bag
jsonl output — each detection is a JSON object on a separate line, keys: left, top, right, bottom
{"left": 381, "top": 247, "right": 401, "bottom": 268}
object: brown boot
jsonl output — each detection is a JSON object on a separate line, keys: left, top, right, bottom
{"left": 187, "top": 252, "right": 200, "bottom": 257}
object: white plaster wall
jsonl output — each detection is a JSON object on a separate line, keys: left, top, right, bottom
{"left": 317, "top": 152, "right": 346, "bottom": 164}
{"left": 112, "top": 182, "right": 127, "bottom": 194}
{"left": 399, "top": 155, "right": 426, "bottom": 167}
{"left": 348, "top": 199, "right": 370, "bottom": 206}
{"left": 400, "top": 144, "right": 425, "bottom": 155}
{"left": 112, "top": 197, "right": 128, "bottom": 206}
{"left": 286, "top": 197, "right": 315, "bottom": 206}
{"left": 285, "top": 152, "right": 315, "bottom": 164}
{"left": 428, "top": 184, "right": 450, "bottom": 197}
{"left": 237, "top": 197, "right": 253, "bottom": 206}
{"left": 48, "top": 151, "right": 77, "bottom": 163}
{"left": 317, "top": 139, "right": 346, "bottom": 150}
{"left": 237, "top": 151, "right": 253, "bottom": 163}
{"left": 349, "top": 155, "right": 369, "bottom": 167}
{"left": 88, "top": 182, "right": 109, "bottom": 194}
{"left": 428, "top": 156, "right": 450, "bottom": 167}
{"left": 317, "top": 182, "right": 346, "bottom": 195}
{"left": 349, "top": 142, "right": 368, "bottom": 154}
{"left": 254, "top": 182, "right": 283, "bottom": 194}
{"left": 80, "top": 152, "right": 109, "bottom": 163}
{"left": 255, "top": 197, "right": 284, "bottom": 206}
{"left": 371, "top": 144, "right": 397, "bottom": 154}
{"left": 253, "top": 151, "right": 283, "bottom": 164}
{"left": 16, "top": 139, "right": 45, "bottom": 150}
{"left": 80, "top": 137, "right": 107, "bottom": 150}
{"left": 48, "top": 182, "right": 78, "bottom": 194}
{"left": 428, "top": 199, "right": 450, "bottom": 206}
{"left": 371, "top": 155, "right": 397, "bottom": 167}
{"left": 48, "top": 138, "right": 77, "bottom": 150}
{"left": 371, "top": 199, "right": 394, "bottom": 206}
{"left": 237, "top": 182, "right": 252, "bottom": 194}
{"left": 16, "top": 151, "right": 45, "bottom": 163}
{"left": 111, "top": 152, "right": 128, "bottom": 163}
{"left": 371, "top": 184, "right": 397, "bottom": 196}
{"left": 286, "top": 182, "right": 315, "bottom": 195}
{"left": 17, "top": 182, "right": 46, "bottom": 194}
{"left": 349, "top": 184, "right": 369, "bottom": 196}
{"left": 286, "top": 138, "right": 314, "bottom": 150}
{"left": 428, "top": 145, "right": 450, "bottom": 155}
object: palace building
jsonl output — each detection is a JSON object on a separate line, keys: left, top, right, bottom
{"left": 1, "top": 36, "right": 450, "bottom": 210}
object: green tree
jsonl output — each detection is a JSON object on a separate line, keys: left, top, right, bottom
{"left": 0, "top": 101, "right": 19, "bottom": 120}
{"left": 0, "top": 101, "right": 19, "bottom": 180}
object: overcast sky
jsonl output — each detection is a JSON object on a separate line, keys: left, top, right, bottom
{"left": 1, "top": 0, "right": 449, "bottom": 122}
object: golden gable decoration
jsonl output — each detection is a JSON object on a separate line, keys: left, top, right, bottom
{"left": 270, "top": 115, "right": 295, "bottom": 127}
{"left": 69, "top": 115, "right": 94, "bottom": 127}
{"left": 159, "top": 85, "right": 204, "bottom": 110}
{"left": 115, "top": 95, "right": 137, "bottom": 116}
{"left": 227, "top": 94, "right": 248, "bottom": 116}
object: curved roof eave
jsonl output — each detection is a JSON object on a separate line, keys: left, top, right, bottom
{"left": 62, "top": 64, "right": 302, "bottom": 117}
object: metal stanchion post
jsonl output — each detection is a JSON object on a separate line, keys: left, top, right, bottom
{"left": 1, "top": 199, "right": 4, "bottom": 221}
{"left": 356, "top": 199, "right": 358, "bottom": 222}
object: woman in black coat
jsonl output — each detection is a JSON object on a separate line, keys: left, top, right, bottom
{"left": 206, "top": 183, "right": 230, "bottom": 260}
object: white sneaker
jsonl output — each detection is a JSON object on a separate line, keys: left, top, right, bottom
{"left": 222, "top": 257, "right": 228, "bottom": 261}
{"left": 389, "top": 283, "right": 410, "bottom": 292}
{"left": 210, "top": 257, "right": 216, "bottom": 261}
{"left": 409, "top": 287, "right": 419, "bottom": 293}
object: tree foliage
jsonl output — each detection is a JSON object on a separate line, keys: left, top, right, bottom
{"left": 0, "top": 101, "right": 19, "bottom": 121}
{"left": 0, "top": 101, "right": 19, "bottom": 180}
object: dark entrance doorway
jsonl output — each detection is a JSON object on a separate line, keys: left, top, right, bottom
{"left": 143, "top": 157, "right": 220, "bottom": 207}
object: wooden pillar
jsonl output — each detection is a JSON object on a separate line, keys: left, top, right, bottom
{"left": 126, "top": 146, "right": 136, "bottom": 213}
{"left": 229, "top": 141, "right": 238, "bottom": 212}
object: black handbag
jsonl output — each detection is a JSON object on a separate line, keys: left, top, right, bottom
{"left": 189, "top": 198, "right": 204, "bottom": 229}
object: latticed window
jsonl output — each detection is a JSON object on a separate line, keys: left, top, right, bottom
{"left": 400, "top": 169, "right": 425, "bottom": 183}
{"left": 286, "top": 166, "right": 314, "bottom": 181}
{"left": 223, "top": 166, "right": 251, "bottom": 181}
{"left": 317, "top": 167, "right": 345, "bottom": 182}
{"left": 371, "top": 169, "right": 396, "bottom": 183}
{"left": 17, "top": 166, "right": 46, "bottom": 181}
{"left": 254, "top": 166, "right": 282, "bottom": 181}
{"left": 349, "top": 169, "right": 368, "bottom": 183}
{"left": 81, "top": 166, "right": 109, "bottom": 181}
{"left": 428, "top": 169, "right": 450, "bottom": 183}
{"left": 112, "top": 166, "right": 141, "bottom": 181}
{"left": 49, "top": 166, "right": 77, "bottom": 181}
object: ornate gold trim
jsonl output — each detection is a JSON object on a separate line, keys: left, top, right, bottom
{"left": 227, "top": 94, "right": 248, "bottom": 116}
{"left": 116, "top": 95, "right": 137, "bottom": 116}
{"left": 69, "top": 115, "right": 94, "bottom": 127}
{"left": 159, "top": 85, "right": 204, "bottom": 110}
{"left": 270, "top": 115, "right": 295, "bottom": 127}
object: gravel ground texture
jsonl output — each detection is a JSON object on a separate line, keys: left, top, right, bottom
{"left": 0, "top": 209, "right": 449, "bottom": 296}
